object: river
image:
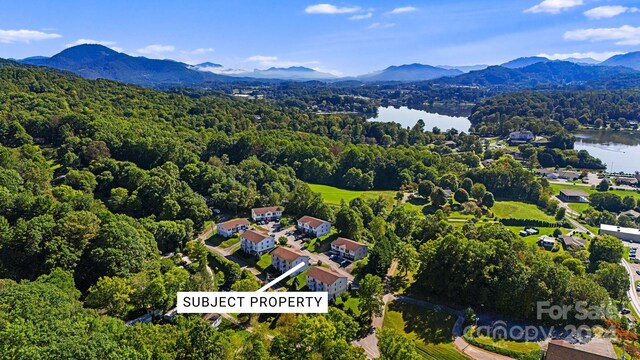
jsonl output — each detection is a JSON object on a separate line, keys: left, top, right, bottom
{"left": 367, "top": 106, "right": 471, "bottom": 133}
{"left": 574, "top": 130, "right": 640, "bottom": 174}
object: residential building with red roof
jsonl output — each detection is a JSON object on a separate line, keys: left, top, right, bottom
{"left": 330, "top": 237, "right": 368, "bottom": 260}
{"left": 240, "top": 229, "right": 274, "bottom": 256}
{"left": 216, "top": 218, "right": 250, "bottom": 238}
{"left": 297, "top": 215, "right": 331, "bottom": 237}
{"left": 306, "top": 266, "right": 347, "bottom": 300}
{"left": 251, "top": 206, "right": 283, "bottom": 222}
{"left": 271, "top": 247, "right": 309, "bottom": 276}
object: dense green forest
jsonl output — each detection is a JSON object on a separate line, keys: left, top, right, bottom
{"left": 470, "top": 89, "right": 640, "bottom": 136}
{"left": 0, "top": 63, "right": 632, "bottom": 358}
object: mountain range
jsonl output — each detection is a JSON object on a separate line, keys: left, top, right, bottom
{"left": 12, "top": 44, "right": 640, "bottom": 87}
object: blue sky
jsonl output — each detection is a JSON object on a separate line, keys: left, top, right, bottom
{"left": 1, "top": 0, "right": 639, "bottom": 75}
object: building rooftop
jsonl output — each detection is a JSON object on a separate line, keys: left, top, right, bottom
{"left": 331, "top": 237, "right": 367, "bottom": 252}
{"left": 218, "top": 218, "right": 250, "bottom": 231}
{"left": 559, "top": 189, "right": 589, "bottom": 197}
{"left": 600, "top": 224, "right": 640, "bottom": 235}
{"left": 621, "top": 209, "right": 640, "bottom": 219}
{"left": 252, "top": 206, "right": 283, "bottom": 215}
{"left": 241, "top": 229, "right": 271, "bottom": 244}
{"left": 307, "top": 266, "right": 345, "bottom": 285}
{"left": 298, "top": 215, "right": 329, "bottom": 228}
{"left": 271, "top": 246, "right": 307, "bottom": 262}
{"left": 559, "top": 235, "right": 585, "bottom": 248}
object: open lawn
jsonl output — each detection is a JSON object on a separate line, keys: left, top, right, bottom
{"left": 285, "top": 271, "right": 307, "bottom": 290}
{"left": 256, "top": 252, "right": 273, "bottom": 272}
{"left": 383, "top": 301, "right": 467, "bottom": 360}
{"left": 492, "top": 201, "right": 556, "bottom": 222}
{"left": 307, "top": 183, "right": 397, "bottom": 206}
{"left": 304, "top": 232, "right": 338, "bottom": 253}
{"left": 208, "top": 234, "right": 240, "bottom": 249}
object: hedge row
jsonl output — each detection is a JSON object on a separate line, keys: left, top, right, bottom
{"left": 498, "top": 218, "right": 558, "bottom": 228}
{"left": 463, "top": 335, "right": 541, "bottom": 360}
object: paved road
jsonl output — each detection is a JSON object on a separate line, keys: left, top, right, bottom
{"left": 622, "top": 259, "right": 640, "bottom": 317}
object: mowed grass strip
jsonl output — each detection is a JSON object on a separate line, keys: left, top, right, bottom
{"left": 492, "top": 201, "right": 556, "bottom": 222}
{"left": 307, "top": 183, "right": 396, "bottom": 206}
{"left": 383, "top": 301, "right": 467, "bottom": 360}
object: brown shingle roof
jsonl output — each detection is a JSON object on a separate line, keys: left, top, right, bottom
{"left": 271, "top": 247, "right": 307, "bottom": 262}
{"left": 219, "top": 218, "right": 250, "bottom": 231}
{"left": 241, "top": 229, "right": 271, "bottom": 244}
{"left": 298, "top": 215, "right": 329, "bottom": 228}
{"left": 331, "top": 237, "right": 367, "bottom": 252}
{"left": 307, "top": 266, "right": 344, "bottom": 285}
{"left": 560, "top": 189, "right": 588, "bottom": 197}
{"left": 546, "top": 340, "right": 616, "bottom": 360}
{"left": 252, "top": 206, "right": 283, "bottom": 216}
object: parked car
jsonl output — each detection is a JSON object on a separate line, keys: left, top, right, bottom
{"left": 636, "top": 270, "right": 640, "bottom": 276}
{"left": 621, "top": 308, "right": 631, "bottom": 315}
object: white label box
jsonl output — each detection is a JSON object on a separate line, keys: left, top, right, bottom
{"left": 177, "top": 292, "right": 328, "bottom": 313}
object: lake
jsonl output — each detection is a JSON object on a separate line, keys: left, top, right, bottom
{"left": 367, "top": 106, "right": 471, "bottom": 133}
{"left": 574, "top": 130, "right": 640, "bottom": 174}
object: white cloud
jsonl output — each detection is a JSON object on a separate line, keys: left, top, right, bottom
{"left": 245, "top": 55, "right": 319, "bottom": 68}
{"left": 388, "top": 6, "right": 417, "bottom": 14}
{"left": 182, "top": 47, "right": 214, "bottom": 55}
{"left": 367, "top": 22, "right": 396, "bottom": 30}
{"left": 65, "top": 39, "right": 122, "bottom": 51}
{"left": 305, "top": 3, "right": 361, "bottom": 14}
{"left": 537, "top": 51, "right": 623, "bottom": 61}
{"left": 525, "top": 0, "right": 583, "bottom": 14}
{"left": 137, "top": 44, "right": 176, "bottom": 57}
{"left": 349, "top": 12, "right": 373, "bottom": 20}
{"left": 0, "top": 29, "right": 61, "bottom": 44}
{"left": 247, "top": 55, "right": 278, "bottom": 63}
{"left": 583, "top": 5, "right": 639, "bottom": 19}
{"left": 564, "top": 25, "right": 640, "bottom": 45}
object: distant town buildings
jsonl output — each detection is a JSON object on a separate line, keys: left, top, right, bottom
{"left": 508, "top": 130, "right": 534, "bottom": 145}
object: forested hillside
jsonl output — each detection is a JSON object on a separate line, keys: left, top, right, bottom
{"left": 469, "top": 89, "right": 640, "bottom": 136}
{"left": 0, "top": 62, "right": 625, "bottom": 358}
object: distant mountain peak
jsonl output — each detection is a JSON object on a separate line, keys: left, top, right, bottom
{"left": 602, "top": 51, "right": 640, "bottom": 70}
{"left": 500, "top": 56, "right": 549, "bottom": 69}
{"left": 359, "top": 63, "right": 462, "bottom": 82}
{"left": 195, "top": 62, "right": 223, "bottom": 68}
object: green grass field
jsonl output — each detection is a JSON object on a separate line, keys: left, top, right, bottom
{"left": 383, "top": 301, "right": 467, "bottom": 360}
{"left": 307, "top": 183, "right": 397, "bottom": 206}
{"left": 256, "top": 252, "right": 273, "bottom": 272}
{"left": 285, "top": 271, "right": 307, "bottom": 290}
{"left": 304, "top": 232, "right": 338, "bottom": 253}
{"left": 492, "top": 201, "right": 556, "bottom": 222}
{"left": 334, "top": 295, "right": 361, "bottom": 316}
